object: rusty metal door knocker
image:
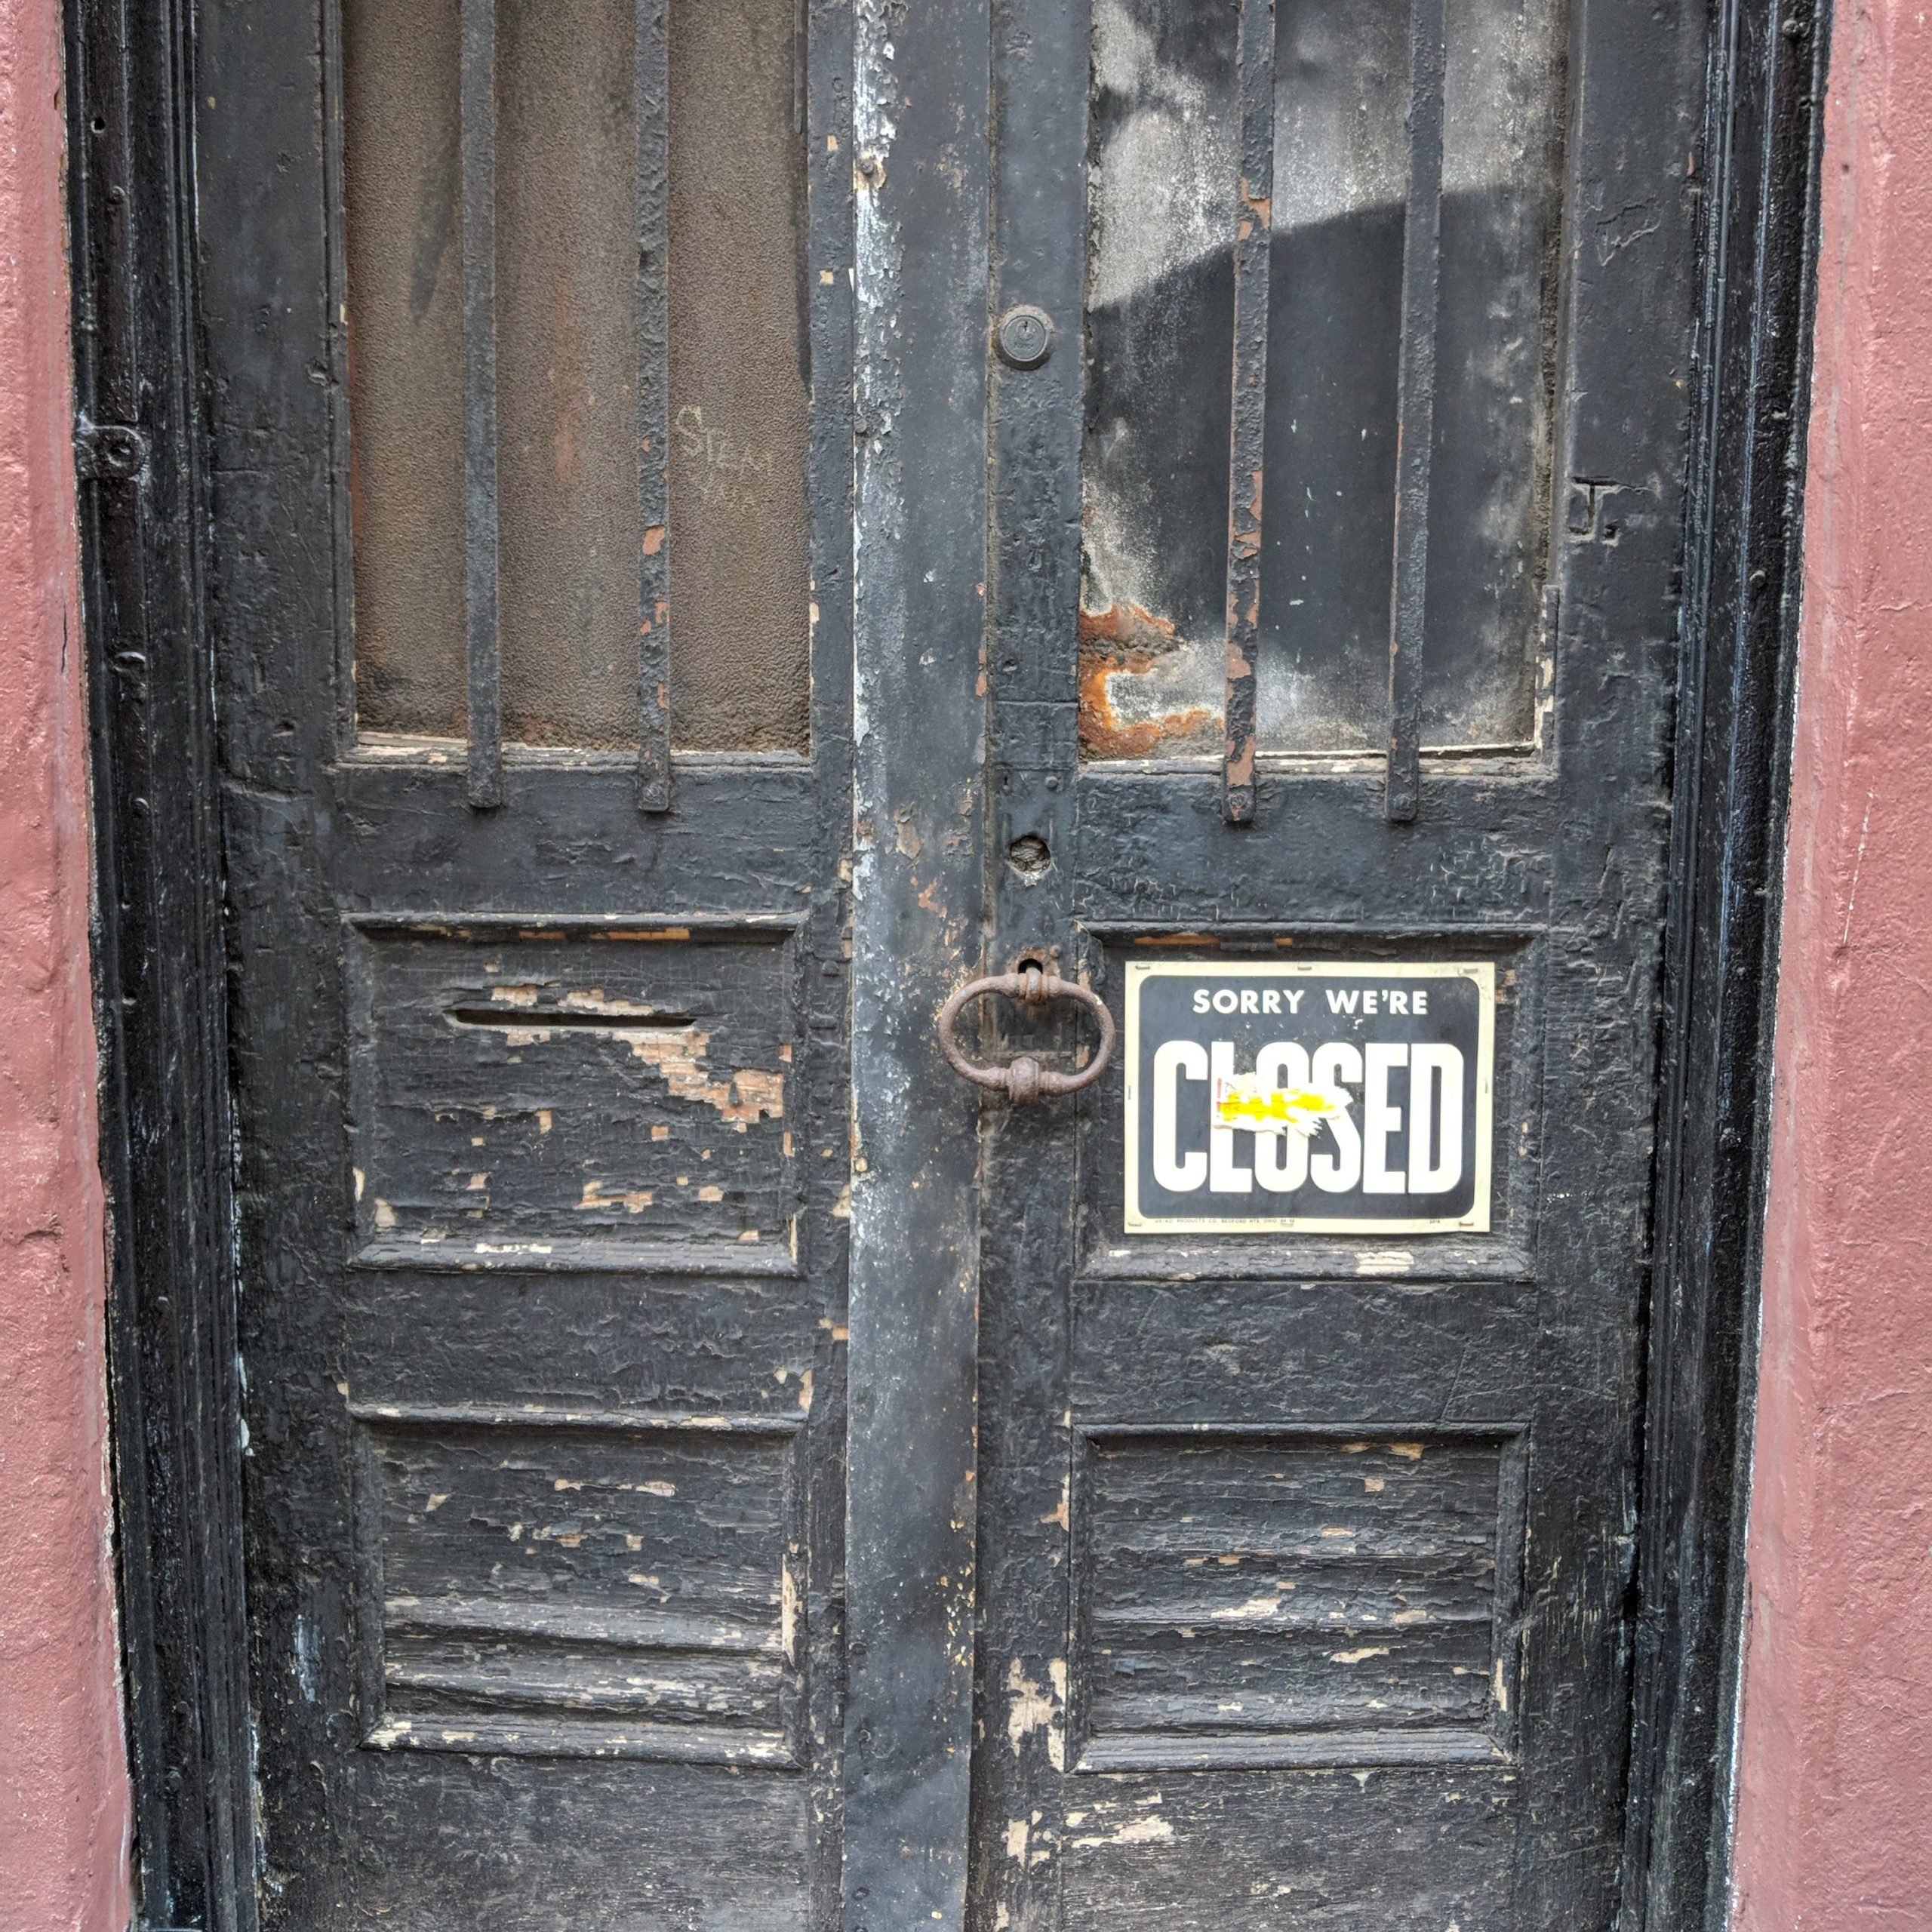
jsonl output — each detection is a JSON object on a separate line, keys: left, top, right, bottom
{"left": 937, "top": 964, "right": 1116, "bottom": 1103}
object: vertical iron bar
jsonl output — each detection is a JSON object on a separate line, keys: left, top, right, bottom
{"left": 321, "top": 0, "right": 357, "bottom": 755}
{"left": 1384, "top": 0, "right": 1446, "bottom": 823}
{"left": 635, "top": 0, "right": 672, "bottom": 811}
{"left": 1222, "top": 0, "right": 1275, "bottom": 825}
{"left": 460, "top": 0, "right": 502, "bottom": 808}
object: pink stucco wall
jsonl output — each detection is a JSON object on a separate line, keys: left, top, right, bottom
{"left": 0, "top": 0, "right": 134, "bottom": 1924}
{"left": 1727, "top": 2, "right": 1932, "bottom": 1926}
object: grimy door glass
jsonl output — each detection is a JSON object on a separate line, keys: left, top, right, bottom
{"left": 197, "top": 0, "right": 1703, "bottom": 1921}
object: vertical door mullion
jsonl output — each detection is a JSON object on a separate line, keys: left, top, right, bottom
{"left": 975, "top": 0, "right": 1091, "bottom": 1915}
{"left": 1385, "top": 0, "right": 1447, "bottom": 822}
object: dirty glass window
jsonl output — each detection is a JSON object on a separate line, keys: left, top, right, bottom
{"left": 1081, "top": 0, "right": 1564, "bottom": 759}
{"left": 341, "top": 0, "right": 811, "bottom": 754}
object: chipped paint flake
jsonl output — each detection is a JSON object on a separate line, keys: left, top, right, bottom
{"left": 1006, "top": 1658, "right": 1057, "bottom": 1756}
{"left": 1070, "top": 1814, "right": 1175, "bottom": 1849}
{"left": 577, "top": 1179, "right": 654, "bottom": 1214}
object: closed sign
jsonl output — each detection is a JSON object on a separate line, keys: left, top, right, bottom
{"left": 1124, "top": 961, "right": 1494, "bottom": 1235}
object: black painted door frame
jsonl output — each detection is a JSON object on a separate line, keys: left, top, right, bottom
{"left": 66, "top": 0, "right": 1826, "bottom": 1923}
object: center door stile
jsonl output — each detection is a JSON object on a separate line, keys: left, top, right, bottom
{"left": 841, "top": 0, "right": 995, "bottom": 1927}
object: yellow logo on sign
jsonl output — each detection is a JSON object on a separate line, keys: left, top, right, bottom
{"left": 1213, "top": 1075, "right": 1354, "bottom": 1139}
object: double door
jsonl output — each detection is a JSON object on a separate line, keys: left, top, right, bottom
{"left": 197, "top": 0, "right": 1703, "bottom": 1921}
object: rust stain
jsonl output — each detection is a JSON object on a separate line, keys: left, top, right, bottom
{"left": 1226, "top": 733, "right": 1255, "bottom": 790}
{"left": 1077, "top": 600, "right": 1217, "bottom": 758}
{"left": 1225, "top": 626, "right": 1257, "bottom": 787}
{"left": 1078, "top": 598, "right": 1179, "bottom": 651}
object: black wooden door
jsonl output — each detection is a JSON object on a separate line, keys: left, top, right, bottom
{"left": 192, "top": 0, "right": 1703, "bottom": 1922}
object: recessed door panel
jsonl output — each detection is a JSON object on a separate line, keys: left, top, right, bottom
{"left": 346, "top": 924, "right": 797, "bottom": 1266}
{"left": 1070, "top": 1429, "right": 1524, "bottom": 1767}
{"left": 354, "top": 1411, "right": 801, "bottom": 1762}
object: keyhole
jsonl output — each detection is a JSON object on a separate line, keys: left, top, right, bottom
{"left": 1008, "top": 834, "right": 1051, "bottom": 879}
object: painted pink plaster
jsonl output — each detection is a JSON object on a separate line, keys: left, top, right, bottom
{"left": 1729, "top": 2, "right": 1932, "bottom": 1926}
{"left": 0, "top": 0, "right": 134, "bottom": 1924}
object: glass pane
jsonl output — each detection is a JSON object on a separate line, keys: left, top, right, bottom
{"left": 668, "top": 0, "right": 811, "bottom": 753}
{"left": 496, "top": 0, "right": 642, "bottom": 749}
{"left": 1258, "top": 0, "right": 1563, "bottom": 752}
{"left": 1257, "top": 0, "right": 1409, "bottom": 752}
{"left": 1078, "top": 0, "right": 1564, "bottom": 760}
{"left": 343, "top": 0, "right": 811, "bottom": 753}
{"left": 1423, "top": 0, "right": 1563, "bottom": 748}
{"left": 343, "top": 0, "right": 467, "bottom": 743}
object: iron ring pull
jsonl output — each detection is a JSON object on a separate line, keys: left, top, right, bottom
{"left": 937, "top": 966, "right": 1117, "bottom": 1105}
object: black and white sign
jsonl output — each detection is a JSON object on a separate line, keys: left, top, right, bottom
{"left": 1124, "top": 961, "right": 1494, "bottom": 1235}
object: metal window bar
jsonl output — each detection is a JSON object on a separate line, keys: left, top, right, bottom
{"left": 461, "top": 0, "right": 502, "bottom": 808}
{"left": 1221, "top": 0, "right": 1275, "bottom": 826}
{"left": 635, "top": 0, "right": 672, "bottom": 811}
{"left": 1384, "top": 0, "right": 1446, "bottom": 823}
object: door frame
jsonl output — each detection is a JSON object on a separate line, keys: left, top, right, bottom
{"left": 64, "top": 0, "right": 1828, "bottom": 1924}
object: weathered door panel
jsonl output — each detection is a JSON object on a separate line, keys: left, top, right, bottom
{"left": 971, "top": 0, "right": 1701, "bottom": 1921}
